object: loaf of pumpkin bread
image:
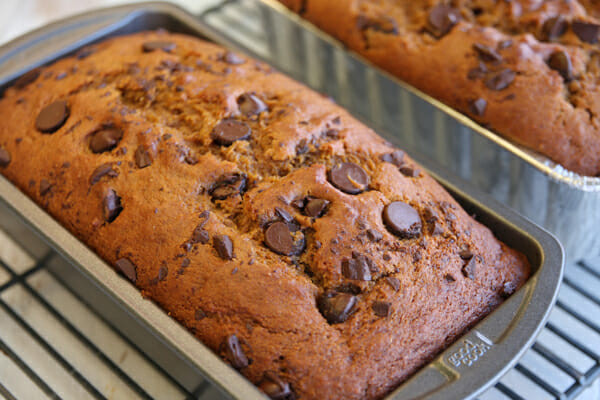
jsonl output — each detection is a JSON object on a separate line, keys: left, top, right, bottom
{"left": 0, "top": 31, "right": 529, "bottom": 399}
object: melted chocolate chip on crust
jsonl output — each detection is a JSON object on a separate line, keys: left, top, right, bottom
{"left": 0, "top": 147, "right": 11, "bottom": 167}
{"left": 572, "top": 21, "right": 600, "bottom": 44}
{"left": 372, "top": 301, "right": 391, "bottom": 317}
{"left": 90, "top": 163, "right": 118, "bottom": 186}
{"left": 548, "top": 51, "right": 573, "bottom": 82}
{"left": 14, "top": 69, "right": 40, "bottom": 89}
{"left": 542, "top": 16, "right": 568, "bottom": 41}
{"left": 304, "top": 198, "right": 329, "bottom": 218}
{"left": 356, "top": 15, "right": 399, "bottom": 35}
{"left": 224, "top": 334, "right": 248, "bottom": 369}
{"left": 36, "top": 100, "right": 69, "bottom": 133}
{"left": 213, "top": 235, "right": 234, "bottom": 260}
{"left": 473, "top": 43, "right": 502, "bottom": 63}
{"left": 264, "top": 221, "right": 303, "bottom": 256}
{"left": 221, "top": 52, "right": 245, "bottom": 65}
{"left": 427, "top": 4, "right": 460, "bottom": 38}
{"left": 485, "top": 69, "right": 516, "bottom": 91}
{"left": 89, "top": 126, "right": 123, "bottom": 153}
{"left": 103, "top": 189, "right": 123, "bottom": 223}
{"left": 39, "top": 179, "right": 52, "bottom": 196}
{"left": 237, "top": 93, "right": 268, "bottom": 116}
{"left": 259, "top": 372, "right": 293, "bottom": 400}
{"left": 211, "top": 174, "right": 247, "bottom": 200}
{"left": 462, "top": 256, "right": 479, "bottom": 279}
{"left": 134, "top": 146, "right": 152, "bottom": 168}
{"left": 383, "top": 201, "right": 422, "bottom": 239}
{"left": 329, "top": 162, "right": 369, "bottom": 194}
{"left": 384, "top": 276, "right": 401, "bottom": 291}
{"left": 115, "top": 258, "right": 137, "bottom": 283}
{"left": 211, "top": 119, "right": 251, "bottom": 145}
{"left": 341, "top": 254, "right": 372, "bottom": 281}
{"left": 142, "top": 41, "right": 176, "bottom": 53}
{"left": 470, "top": 98, "right": 487, "bottom": 116}
{"left": 380, "top": 150, "right": 405, "bottom": 166}
{"left": 318, "top": 291, "right": 357, "bottom": 324}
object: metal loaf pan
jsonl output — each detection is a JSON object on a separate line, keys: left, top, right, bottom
{"left": 212, "top": 0, "right": 598, "bottom": 263}
{"left": 0, "top": 3, "right": 563, "bottom": 400}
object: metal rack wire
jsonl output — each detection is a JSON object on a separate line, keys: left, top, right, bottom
{"left": 0, "top": 1, "right": 598, "bottom": 399}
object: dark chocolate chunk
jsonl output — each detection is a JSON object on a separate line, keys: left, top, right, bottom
{"left": 192, "top": 226, "right": 210, "bottom": 244}
{"left": 380, "top": 150, "right": 405, "bottom": 166}
{"left": 291, "top": 197, "right": 306, "bottom": 209}
{"left": 158, "top": 266, "right": 168, "bottom": 281}
{"left": 142, "top": 41, "right": 176, "bottom": 53}
{"left": 134, "top": 146, "right": 152, "bottom": 168}
{"left": 542, "top": 16, "right": 568, "bottom": 41}
{"left": 14, "top": 69, "right": 40, "bottom": 89}
{"left": 470, "top": 98, "right": 487, "bottom": 116}
{"left": 224, "top": 334, "right": 248, "bottom": 369}
{"left": 211, "top": 174, "right": 247, "bottom": 200}
{"left": 275, "top": 207, "right": 293, "bottom": 223}
{"left": 304, "top": 198, "right": 329, "bottom": 218}
{"left": 115, "top": 258, "right": 136, "bottom": 283}
{"left": 89, "top": 126, "right": 123, "bottom": 153}
{"left": 372, "top": 301, "right": 391, "bottom": 317}
{"left": 459, "top": 249, "right": 473, "bottom": 260}
{"left": 473, "top": 43, "right": 502, "bottom": 63}
{"left": 501, "top": 281, "right": 517, "bottom": 298}
{"left": 317, "top": 291, "right": 357, "bottom": 324}
{"left": 329, "top": 162, "right": 369, "bottom": 194}
{"left": 181, "top": 258, "right": 191, "bottom": 268}
{"left": 222, "top": 51, "right": 245, "bottom": 65}
{"left": 264, "top": 222, "right": 294, "bottom": 256}
{"left": 383, "top": 201, "right": 422, "bottom": 239}
{"left": 259, "top": 372, "right": 293, "bottom": 400}
{"left": 90, "top": 163, "right": 118, "bottom": 186}
{"left": 366, "top": 228, "right": 383, "bottom": 242}
{"left": 103, "top": 188, "right": 123, "bottom": 223}
{"left": 214, "top": 235, "right": 234, "bottom": 260}
{"left": 445, "top": 274, "right": 456, "bottom": 282}
{"left": 211, "top": 119, "right": 251, "bottom": 146}
{"left": 356, "top": 15, "right": 399, "bottom": 35}
{"left": 548, "top": 50, "right": 573, "bottom": 81}
{"left": 39, "top": 179, "right": 52, "bottom": 196}
{"left": 427, "top": 4, "right": 460, "bottom": 38}
{"left": 385, "top": 276, "right": 400, "bottom": 291}
{"left": 485, "top": 69, "right": 516, "bottom": 91}
{"left": 399, "top": 165, "right": 420, "bottom": 177}
{"left": 0, "top": 147, "right": 11, "bottom": 167}
{"left": 462, "top": 257, "right": 478, "bottom": 279}
{"left": 195, "top": 309, "right": 206, "bottom": 320}
{"left": 342, "top": 254, "right": 372, "bottom": 281}
{"left": 572, "top": 20, "right": 600, "bottom": 44}
{"left": 467, "top": 62, "right": 488, "bottom": 80}
{"left": 36, "top": 100, "right": 69, "bottom": 133}
{"left": 237, "top": 93, "right": 268, "bottom": 116}
{"left": 325, "top": 129, "right": 339, "bottom": 139}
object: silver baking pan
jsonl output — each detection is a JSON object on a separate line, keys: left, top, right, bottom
{"left": 0, "top": 2, "right": 564, "bottom": 400}
{"left": 206, "top": 0, "right": 598, "bottom": 263}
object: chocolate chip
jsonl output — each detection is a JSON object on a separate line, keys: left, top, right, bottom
{"left": 342, "top": 254, "right": 372, "bottom": 281}
{"left": 211, "top": 119, "right": 251, "bottom": 146}
{"left": 501, "top": 281, "right": 517, "bottom": 298}
{"left": 192, "top": 226, "right": 210, "bottom": 244}
{"left": 485, "top": 69, "right": 515, "bottom": 91}
{"left": 548, "top": 50, "right": 573, "bottom": 81}
{"left": 399, "top": 165, "right": 420, "bottom": 177}
{"left": 462, "top": 256, "right": 478, "bottom": 279}
{"left": 317, "top": 291, "right": 357, "bottom": 324}
{"left": 214, "top": 235, "right": 234, "bottom": 260}
{"left": 264, "top": 221, "right": 295, "bottom": 256}
{"left": 380, "top": 150, "right": 405, "bottom": 166}
{"left": 372, "top": 301, "right": 391, "bottom": 317}
{"left": 90, "top": 163, "right": 118, "bottom": 186}
{"left": 366, "top": 228, "right": 383, "bottom": 242}
{"left": 211, "top": 174, "right": 247, "bottom": 200}
{"left": 142, "top": 41, "right": 176, "bottom": 53}
{"left": 572, "top": 21, "right": 600, "bottom": 44}
{"left": 356, "top": 15, "right": 399, "bottom": 35}
{"left": 76, "top": 47, "right": 95, "bottom": 59}
{"left": 304, "top": 198, "right": 329, "bottom": 218}
{"left": 383, "top": 201, "right": 422, "bottom": 239}
{"left": 325, "top": 129, "right": 339, "bottom": 139}
{"left": 134, "top": 146, "right": 152, "bottom": 168}
{"left": 55, "top": 72, "right": 67, "bottom": 81}
{"left": 0, "top": 147, "right": 10, "bottom": 167}
{"left": 199, "top": 210, "right": 210, "bottom": 224}
{"left": 470, "top": 98, "right": 487, "bottom": 116}
{"left": 237, "top": 93, "right": 268, "bottom": 116}
{"left": 222, "top": 52, "right": 245, "bottom": 65}
{"left": 89, "top": 126, "right": 123, "bottom": 153}
{"left": 224, "top": 334, "right": 248, "bottom": 369}
{"left": 329, "top": 162, "right": 369, "bottom": 194}
{"left": 291, "top": 198, "right": 306, "bottom": 209}
{"left": 296, "top": 139, "right": 309, "bottom": 155}
{"left": 35, "top": 100, "right": 69, "bottom": 133}
{"left": 542, "top": 16, "right": 568, "bottom": 41}
{"left": 445, "top": 274, "right": 456, "bottom": 282}
{"left": 384, "top": 276, "right": 400, "bottom": 291}
{"left": 427, "top": 4, "right": 460, "bottom": 38}
{"left": 115, "top": 258, "right": 136, "bottom": 283}
{"left": 467, "top": 62, "right": 488, "bottom": 80}
{"left": 275, "top": 207, "right": 293, "bottom": 223}
{"left": 459, "top": 249, "right": 473, "bottom": 259}
{"left": 473, "top": 43, "right": 502, "bottom": 63}
{"left": 183, "top": 150, "right": 198, "bottom": 165}
{"left": 14, "top": 69, "right": 40, "bottom": 89}
{"left": 195, "top": 309, "right": 206, "bottom": 320}
{"left": 39, "top": 179, "right": 52, "bottom": 196}
{"left": 103, "top": 189, "right": 123, "bottom": 223}
{"left": 181, "top": 258, "right": 191, "bottom": 268}
{"left": 259, "top": 372, "right": 293, "bottom": 400}
{"left": 158, "top": 266, "right": 168, "bottom": 281}
{"left": 497, "top": 40, "right": 513, "bottom": 49}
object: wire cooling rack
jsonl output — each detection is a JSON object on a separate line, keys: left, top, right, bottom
{"left": 0, "top": 1, "right": 599, "bottom": 399}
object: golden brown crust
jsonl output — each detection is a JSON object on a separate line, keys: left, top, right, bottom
{"left": 280, "top": 0, "right": 600, "bottom": 176}
{"left": 0, "top": 32, "right": 529, "bottom": 399}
